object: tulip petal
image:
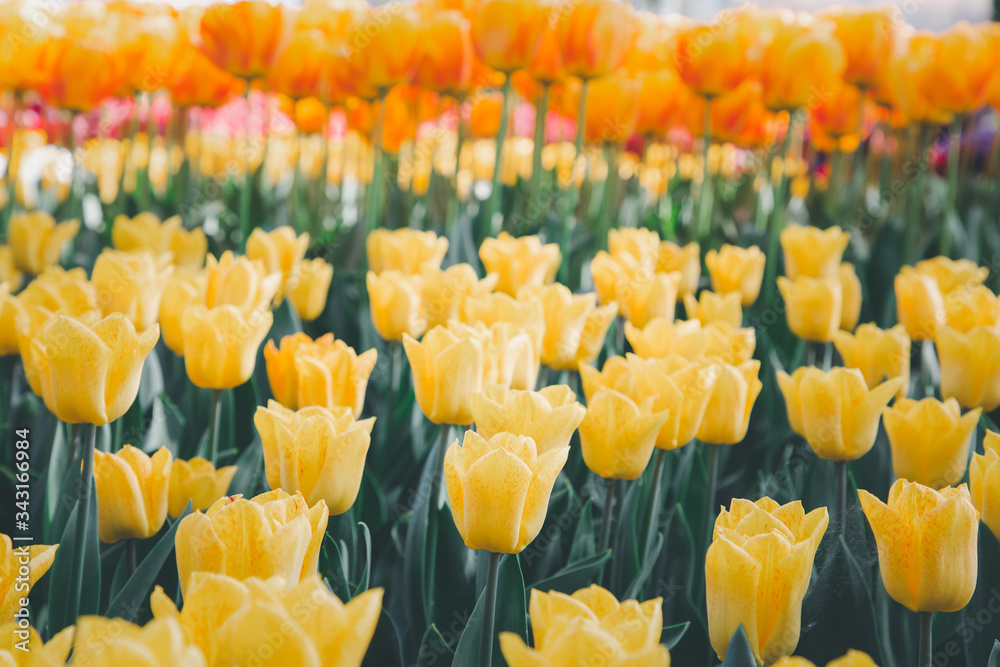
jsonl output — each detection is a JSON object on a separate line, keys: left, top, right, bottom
{"left": 706, "top": 537, "right": 762, "bottom": 664}
{"left": 517, "top": 446, "right": 569, "bottom": 551}
{"left": 462, "top": 447, "right": 533, "bottom": 553}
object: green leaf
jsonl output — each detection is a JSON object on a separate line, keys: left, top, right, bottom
{"left": 105, "top": 502, "right": 192, "bottom": 621}
{"left": 452, "top": 554, "right": 527, "bottom": 667}
{"left": 625, "top": 531, "right": 663, "bottom": 600}
{"left": 352, "top": 521, "right": 372, "bottom": 598}
{"left": 528, "top": 550, "right": 611, "bottom": 595}
{"left": 663, "top": 622, "right": 690, "bottom": 650}
{"left": 720, "top": 625, "right": 756, "bottom": 667}
{"left": 46, "top": 475, "right": 101, "bottom": 635}
{"left": 404, "top": 430, "right": 446, "bottom": 632}
{"left": 361, "top": 610, "right": 405, "bottom": 667}
{"left": 989, "top": 640, "right": 1000, "bottom": 667}
{"left": 568, "top": 499, "right": 595, "bottom": 562}
{"left": 227, "top": 434, "right": 265, "bottom": 498}
{"left": 416, "top": 624, "right": 455, "bottom": 667}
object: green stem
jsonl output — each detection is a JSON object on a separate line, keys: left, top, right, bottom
{"left": 557, "top": 79, "right": 589, "bottom": 286}
{"left": 317, "top": 109, "right": 330, "bottom": 238}
{"left": 703, "top": 442, "right": 720, "bottom": 549}
{"left": 599, "top": 477, "right": 615, "bottom": 554}
{"left": 364, "top": 90, "right": 388, "bottom": 240}
{"left": 903, "top": 124, "right": 926, "bottom": 263}
{"left": 433, "top": 423, "right": 451, "bottom": 507}
{"left": 643, "top": 449, "right": 667, "bottom": 559}
{"left": 530, "top": 85, "right": 549, "bottom": 206}
{"left": 941, "top": 116, "right": 961, "bottom": 258}
{"left": 762, "top": 111, "right": 799, "bottom": 308}
{"left": 207, "top": 389, "right": 222, "bottom": 466}
{"left": 919, "top": 611, "right": 933, "bottom": 667}
{"left": 597, "top": 143, "right": 619, "bottom": 251}
{"left": 696, "top": 98, "right": 713, "bottom": 243}
{"left": 239, "top": 85, "right": 253, "bottom": 252}
{"left": 127, "top": 539, "right": 137, "bottom": 577}
{"left": 835, "top": 460, "right": 847, "bottom": 532}
{"left": 849, "top": 87, "right": 868, "bottom": 216}
{"left": 753, "top": 172, "right": 769, "bottom": 233}
{"left": 291, "top": 129, "right": 304, "bottom": 233}
{"left": 67, "top": 423, "right": 96, "bottom": 623}
{"left": 2, "top": 92, "right": 19, "bottom": 239}
{"left": 484, "top": 75, "right": 512, "bottom": 236}
{"left": 68, "top": 112, "right": 82, "bottom": 224}
{"left": 479, "top": 551, "right": 501, "bottom": 667}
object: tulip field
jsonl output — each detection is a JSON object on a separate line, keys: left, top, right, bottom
{"left": 3, "top": 0, "right": 1000, "bottom": 665}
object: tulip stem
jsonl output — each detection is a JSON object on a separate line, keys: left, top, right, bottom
{"left": 762, "top": 111, "right": 799, "bottom": 309}
{"left": 597, "top": 142, "right": 619, "bottom": 252}
{"left": 599, "top": 477, "right": 615, "bottom": 555}
{"left": 703, "top": 443, "right": 720, "bottom": 549}
{"left": 835, "top": 460, "right": 847, "bottom": 532}
{"left": 557, "top": 78, "right": 589, "bottom": 286}
{"left": 941, "top": 116, "right": 962, "bottom": 258}
{"left": 67, "top": 423, "right": 96, "bottom": 624}
{"left": 239, "top": 85, "right": 253, "bottom": 252}
{"left": 696, "top": 98, "right": 713, "bottom": 243}
{"left": 207, "top": 389, "right": 222, "bottom": 466}
{"left": 126, "top": 539, "right": 137, "bottom": 577}
{"left": 529, "top": 85, "right": 550, "bottom": 211}
{"left": 643, "top": 449, "right": 667, "bottom": 560}
{"left": 365, "top": 89, "right": 389, "bottom": 241}
{"left": 904, "top": 124, "right": 931, "bottom": 264}
{"left": 1, "top": 91, "right": 19, "bottom": 239}
{"left": 317, "top": 109, "right": 330, "bottom": 238}
{"left": 484, "top": 75, "right": 513, "bottom": 237}
{"left": 479, "top": 551, "right": 501, "bottom": 667}
{"left": 919, "top": 611, "right": 933, "bottom": 667}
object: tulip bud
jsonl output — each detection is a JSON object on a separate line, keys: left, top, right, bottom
{"left": 482, "top": 321, "right": 539, "bottom": 390}
{"left": 92, "top": 249, "right": 173, "bottom": 331}
{"left": 445, "top": 430, "right": 568, "bottom": 553}
{"left": 246, "top": 226, "right": 310, "bottom": 289}
{"left": 915, "top": 256, "right": 989, "bottom": 296}
{"left": 18, "top": 266, "right": 97, "bottom": 316}
{"left": 94, "top": 445, "right": 172, "bottom": 543}
{"left": 367, "top": 228, "right": 449, "bottom": 275}
{"left": 608, "top": 228, "right": 660, "bottom": 269}
{"left": 778, "top": 276, "right": 843, "bottom": 343}
{"left": 883, "top": 397, "right": 980, "bottom": 489}
{"left": 698, "top": 361, "right": 762, "bottom": 445}
{"left": 971, "top": 431, "right": 1000, "bottom": 542}
{"left": 112, "top": 213, "right": 207, "bottom": 268}
{"left": 780, "top": 225, "right": 850, "bottom": 280}
{"left": 479, "top": 232, "right": 561, "bottom": 296}
{"left": 675, "top": 20, "right": 755, "bottom": 99}
{"left": 69, "top": 616, "right": 205, "bottom": 666}
{"left": 0, "top": 535, "right": 57, "bottom": 624}
{"left": 943, "top": 284, "right": 1000, "bottom": 332}
{"left": 936, "top": 325, "right": 1000, "bottom": 411}
{"left": 198, "top": 0, "right": 286, "bottom": 79}
{"left": 158, "top": 272, "right": 206, "bottom": 356}
{"left": 839, "top": 263, "right": 862, "bottom": 331}
{"left": 579, "top": 356, "right": 636, "bottom": 401}
{"left": 168, "top": 457, "right": 238, "bottom": 518}
{"left": 404, "top": 322, "right": 486, "bottom": 425}
{"left": 205, "top": 251, "right": 282, "bottom": 313}
{"left": 684, "top": 290, "right": 742, "bottom": 328}
{"left": 175, "top": 489, "right": 329, "bottom": 595}
{"left": 833, "top": 323, "right": 910, "bottom": 400}
{"left": 760, "top": 22, "right": 846, "bottom": 111}
{"left": 462, "top": 291, "right": 545, "bottom": 360}
{"left": 523, "top": 283, "right": 617, "bottom": 371}
{"left": 255, "top": 401, "right": 375, "bottom": 515}
{"left": 579, "top": 387, "right": 670, "bottom": 479}
{"left": 421, "top": 263, "right": 498, "bottom": 329}
{"left": 8, "top": 211, "right": 79, "bottom": 274}
{"left": 859, "top": 479, "right": 978, "bottom": 613}
{"left": 701, "top": 321, "right": 758, "bottom": 365}
{"left": 630, "top": 355, "right": 720, "bottom": 450}
{"left": 366, "top": 270, "right": 426, "bottom": 342}
{"left": 705, "top": 244, "right": 766, "bottom": 306}
{"left": 471, "top": 383, "right": 585, "bottom": 455}
{"left": 657, "top": 241, "right": 701, "bottom": 296}
{"left": 287, "top": 257, "right": 333, "bottom": 321}
{"left": 618, "top": 271, "right": 681, "bottom": 328}
{"left": 821, "top": 6, "right": 899, "bottom": 87}
{"left": 625, "top": 317, "right": 708, "bottom": 360}
{"left": 707, "top": 498, "right": 828, "bottom": 666}
{"left": 471, "top": 0, "right": 549, "bottom": 73}
{"left": 183, "top": 304, "right": 272, "bottom": 389}
{"left": 895, "top": 266, "right": 944, "bottom": 341}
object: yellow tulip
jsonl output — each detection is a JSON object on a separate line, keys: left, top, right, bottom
{"left": 936, "top": 325, "right": 1000, "bottom": 411}
{"left": 618, "top": 271, "right": 681, "bottom": 328}
{"left": 827, "top": 650, "right": 880, "bottom": 667}
{"left": 158, "top": 272, "right": 206, "bottom": 356}
{"left": 168, "top": 457, "right": 238, "bottom": 519}
{"left": 254, "top": 401, "right": 375, "bottom": 515}
{"left": 772, "top": 659, "right": 816, "bottom": 667}
{"left": 91, "top": 249, "right": 173, "bottom": 331}
{"left": 7, "top": 212, "right": 79, "bottom": 275}
{"left": 68, "top": 616, "right": 205, "bottom": 666}
{"left": 93, "top": 445, "right": 172, "bottom": 543}
{"left": 204, "top": 251, "right": 282, "bottom": 312}
{"left": 943, "top": 284, "right": 1000, "bottom": 332}
{"left": 698, "top": 361, "right": 762, "bottom": 445}
{"left": 367, "top": 227, "right": 449, "bottom": 275}
{"left": 608, "top": 228, "right": 660, "bottom": 269}
{"left": 631, "top": 355, "right": 720, "bottom": 450}
{"left": 833, "top": 324, "right": 910, "bottom": 400}
{"left": 0, "top": 246, "right": 24, "bottom": 292}
{"left": 246, "top": 226, "right": 310, "bottom": 287}
{"left": 462, "top": 291, "right": 545, "bottom": 361}
{"left": 706, "top": 498, "right": 829, "bottom": 666}
{"left": 366, "top": 270, "right": 426, "bottom": 341}
{"left": 883, "top": 397, "right": 980, "bottom": 489}
{"left": 590, "top": 250, "right": 641, "bottom": 306}
{"left": 471, "top": 383, "right": 585, "bottom": 455}
{"left": 287, "top": 257, "right": 333, "bottom": 322}
{"left": 175, "top": 489, "right": 329, "bottom": 596}
{"left": 27, "top": 313, "right": 159, "bottom": 425}
{"left": 0, "top": 623, "right": 73, "bottom": 666}
{"left": 579, "top": 356, "right": 636, "bottom": 401}
{"left": 780, "top": 225, "right": 850, "bottom": 280}
{"left": 777, "top": 276, "right": 842, "bottom": 342}
{"left": 500, "top": 586, "right": 669, "bottom": 666}
{"left": 895, "top": 266, "right": 944, "bottom": 341}
{"left": 701, "top": 321, "right": 758, "bottom": 365}
{"left": 657, "top": 241, "right": 700, "bottom": 296}
{"left": 705, "top": 244, "right": 766, "bottom": 306}
{"left": 915, "top": 256, "right": 989, "bottom": 296}
{"left": 444, "top": 430, "right": 569, "bottom": 553}
{"left": 15, "top": 305, "right": 98, "bottom": 397}
{"left": 579, "top": 387, "right": 670, "bottom": 479}
{"left": 0, "top": 286, "right": 19, "bottom": 356}
{"left": 18, "top": 266, "right": 97, "bottom": 316}
{"left": 404, "top": 322, "right": 486, "bottom": 424}
{"left": 479, "top": 232, "right": 561, "bottom": 296}
{"left": 777, "top": 367, "right": 901, "bottom": 461}
{"left": 625, "top": 317, "right": 709, "bottom": 360}
{"left": 684, "top": 290, "right": 742, "bottom": 328}
{"left": 482, "top": 321, "right": 540, "bottom": 391}
{"left": 970, "top": 431, "right": 1000, "bottom": 542}
{"left": 421, "top": 263, "right": 498, "bottom": 329}
{"left": 151, "top": 573, "right": 382, "bottom": 667}
{"left": 182, "top": 305, "right": 272, "bottom": 390}
{"left": 112, "top": 213, "right": 207, "bottom": 268}
{"left": 523, "top": 283, "right": 617, "bottom": 371}
{"left": 839, "top": 263, "right": 862, "bottom": 331}
{"left": 859, "top": 479, "right": 978, "bottom": 613}
{"left": 0, "top": 535, "right": 57, "bottom": 624}
{"left": 263, "top": 332, "right": 377, "bottom": 416}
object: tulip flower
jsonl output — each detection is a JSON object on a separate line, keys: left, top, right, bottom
{"left": 168, "top": 457, "right": 238, "bottom": 519}
{"left": 500, "top": 586, "right": 669, "bottom": 666}
{"left": 415, "top": 10, "right": 474, "bottom": 95}
{"left": 93, "top": 445, "right": 172, "bottom": 543}
{"left": 354, "top": 4, "right": 422, "bottom": 92}
{"left": 422, "top": 263, "right": 498, "bottom": 329}
{"left": 7, "top": 212, "right": 79, "bottom": 275}
{"left": 0, "top": 246, "right": 23, "bottom": 293}
{"left": 204, "top": 251, "right": 282, "bottom": 313}
{"left": 936, "top": 325, "right": 1000, "bottom": 411}
{"left": 0, "top": 535, "right": 57, "bottom": 623}
{"left": 405, "top": 322, "right": 486, "bottom": 425}
{"left": 266, "top": 29, "right": 329, "bottom": 101}
{"left": 17, "top": 266, "right": 97, "bottom": 317}
{"left": 286, "top": 257, "right": 333, "bottom": 322}
{"left": 169, "top": 43, "right": 245, "bottom": 109}
{"left": 859, "top": 480, "right": 978, "bottom": 613}
{"left": 674, "top": 19, "right": 755, "bottom": 99}
{"left": 69, "top": 616, "right": 205, "bottom": 666}
{"left": 895, "top": 266, "right": 945, "bottom": 341}
{"left": 632, "top": 355, "right": 720, "bottom": 450}
{"left": 245, "top": 226, "right": 310, "bottom": 289}
{"left": 839, "top": 263, "right": 862, "bottom": 331}
{"left": 705, "top": 244, "right": 766, "bottom": 306}
{"left": 470, "top": 0, "right": 549, "bottom": 73}
{"left": 14, "top": 306, "right": 96, "bottom": 398}
{"left": 778, "top": 367, "right": 901, "bottom": 461}
{"left": 778, "top": 276, "right": 843, "bottom": 343}
{"left": 367, "top": 270, "right": 427, "bottom": 342}
{"left": 760, "top": 21, "right": 846, "bottom": 111}
{"left": 470, "top": 92, "right": 504, "bottom": 138}
{"left": 916, "top": 256, "right": 989, "bottom": 297}
{"left": 820, "top": 6, "right": 899, "bottom": 88}
{"left": 367, "top": 228, "right": 449, "bottom": 275}
{"left": 479, "top": 232, "right": 561, "bottom": 296}
{"left": 579, "top": 356, "right": 636, "bottom": 401}
{"left": 780, "top": 225, "right": 850, "bottom": 280}
{"left": 181, "top": 305, "right": 272, "bottom": 391}
{"left": 833, "top": 324, "right": 910, "bottom": 400}
{"left": 26, "top": 313, "right": 159, "bottom": 425}
{"left": 444, "top": 430, "right": 568, "bottom": 553}
{"left": 583, "top": 75, "right": 640, "bottom": 144}
{"left": 700, "top": 321, "right": 759, "bottom": 365}
{"left": 579, "top": 387, "right": 670, "bottom": 480}
{"left": 657, "top": 241, "right": 700, "bottom": 296}
{"left": 971, "top": 431, "right": 1000, "bottom": 542}
{"left": 481, "top": 321, "right": 540, "bottom": 391}
{"left": 255, "top": 401, "right": 375, "bottom": 515}
{"left": 698, "top": 360, "right": 762, "bottom": 445}
{"left": 91, "top": 249, "right": 173, "bottom": 331}
{"left": 462, "top": 291, "right": 545, "bottom": 356}
{"left": 523, "top": 283, "right": 617, "bottom": 371}
{"left": 151, "top": 573, "right": 382, "bottom": 665}
{"left": 918, "top": 22, "right": 993, "bottom": 115}
{"left": 198, "top": 0, "right": 286, "bottom": 80}
{"left": 471, "top": 384, "right": 585, "bottom": 455}
{"left": 774, "top": 650, "right": 880, "bottom": 667}
{"left": 559, "top": 0, "right": 638, "bottom": 80}
{"left": 175, "top": 489, "right": 328, "bottom": 595}
{"left": 624, "top": 317, "right": 709, "bottom": 361}
{"left": 37, "top": 36, "right": 122, "bottom": 112}
{"left": 617, "top": 271, "right": 682, "bottom": 329}
{"left": 706, "top": 498, "right": 829, "bottom": 666}
{"left": 883, "top": 398, "right": 980, "bottom": 489}
{"left": 684, "top": 290, "right": 742, "bottom": 328}
{"left": 608, "top": 228, "right": 660, "bottom": 268}
{"left": 158, "top": 273, "right": 205, "bottom": 357}
{"left": 111, "top": 213, "right": 207, "bottom": 268}
{"left": 943, "top": 285, "right": 1000, "bottom": 332}
{"left": 0, "top": 622, "right": 72, "bottom": 663}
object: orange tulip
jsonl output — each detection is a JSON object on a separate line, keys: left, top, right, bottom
{"left": 918, "top": 22, "right": 994, "bottom": 115}
{"left": 376, "top": 85, "right": 418, "bottom": 154}
{"left": 558, "top": 0, "right": 638, "bottom": 80}
{"left": 634, "top": 69, "right": 687, "bottom": 136}
{"left": 584, "top": 75, "right": 639, "bottom": 144}
{"left": 808, "top": 80, "right": 874, "bottom": 152}
{"left": 760, "top": 20, "right": 845, "bottom": 111}
{"left": 471, "top": 0, "right": 549, "bottom": 73}
{"left": 622, "top": 13, "right": 683, "bottom": 75}
{"left": 674, "top": 17, "right": 755, "bottom": 99}
{"left": 117, "top": 10, "right": 186, "bottom": 93}
{"left": 352, "top": 4, "right": 422, "bottom": 93}
{"left": 296, "top": 0, "right": 368, "bottom": 38}
{"left": 170, "top": 45, "right": 245, "bottom": 109}
{"left": 295, "top": 97, "right": 329, "bottom": 135}
{"left": 819, "top": 6, "right": 899, "bottom": 88}
{"left": 526, "top": 18, "right": 566, "bottom": 84}
{"left": 414, "top": 10, "right": 474, "bottom": 96}
{"left": 198, "top": 0, "right": 286, "bottom": 80}
{"left": 39, "top": 37, "right": 122, "bottom": 112}
{"left": 470, "top": 92, "right": 504, "bottom": 138}
{"left": 887, "top": 35, "right": 953, "bottom": 125}
{"left": 267, "top": 29, "right": 331, "bottom": 100}
{"left": 687, "top": 80, "right": 766, "bottom": 144}
{"left": 0, "top": 3, "right": 51, "bottom": 94}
